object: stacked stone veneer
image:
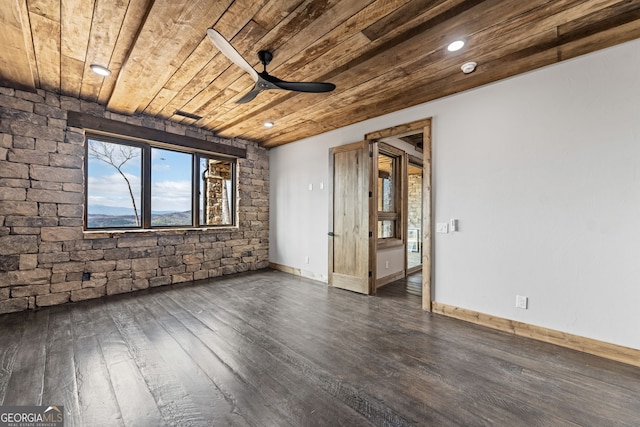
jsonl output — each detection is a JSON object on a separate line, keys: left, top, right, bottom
{"left": 0, "top": 86, "right": 269, "bottom": 314}
{"left": 408, "top": 174, "right": 422, "bottom": 230}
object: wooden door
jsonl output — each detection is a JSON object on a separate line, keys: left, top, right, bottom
{"left": 329, "top": 141, "right": 372, "bottom": 294}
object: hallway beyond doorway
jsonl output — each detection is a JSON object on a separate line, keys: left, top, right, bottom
{"left": 376, "top": 271, "right": 422, "bottom": 306}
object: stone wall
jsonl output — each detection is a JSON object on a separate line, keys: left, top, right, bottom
{"left": 205, "top": 161, "right": 232, "bottom": 224}
{"left": 0, "top": 86, "right": 269, "bottom": 314}
{"left": 408, "top": 174, "right": 422, "bottom": 230}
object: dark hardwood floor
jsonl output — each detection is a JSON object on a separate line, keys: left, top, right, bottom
{"left": 1, "top": 269, "right": 639, "bottom": 426}
{"left": 377, "top": 272, "right": 423, "bottom": 301}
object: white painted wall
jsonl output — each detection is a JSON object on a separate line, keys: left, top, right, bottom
{"left": 376, "top": 247, "right": 405, "bottom": 280}
{"left": 269, "top": 39, "right": 640, "bottom": 349}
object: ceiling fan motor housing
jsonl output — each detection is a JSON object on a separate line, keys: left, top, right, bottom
{"left": 258, "top": 50, "right": 273, "bottom": 66}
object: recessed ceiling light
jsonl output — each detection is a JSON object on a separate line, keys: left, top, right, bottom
{"left": 263, "top": 121, "right": 274, "bottom": 128}
{"left": 447, "top": 40, "right": 465, "bottom": 52}
{"left": 90, "top": 64, "right": 111, "bottom": 76}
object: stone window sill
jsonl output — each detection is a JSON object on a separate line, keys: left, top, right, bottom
{"left": 83, "top": 226, "right": 239, "bottom": 239}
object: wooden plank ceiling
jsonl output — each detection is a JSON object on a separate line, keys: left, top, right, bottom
{"left": 2, "top": 0, "right": 640, "bottom": 148}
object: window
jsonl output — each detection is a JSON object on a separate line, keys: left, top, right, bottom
{"left": 199, "top": 157, "right": 234, "bottom": 226}
{"left": 151, "top": 148, "right": 192, "bottom": 227}
{"left": 86, "top": 139, "right": 143, "bottom": 228}
{"left": 86, "top": 135, "right": 235, "bottom": 230}
{"left": 376, "top": 144, "right": 404, "bottom": 244}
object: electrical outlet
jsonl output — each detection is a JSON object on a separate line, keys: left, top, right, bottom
{"left": 436, "top": 223, "right": 448, "bottom": 233}
{"left": 385, "top": 260, "right": 389, "bottom": 269}
{"left": 516, "top": 295, "right": 528, "bottom": 309}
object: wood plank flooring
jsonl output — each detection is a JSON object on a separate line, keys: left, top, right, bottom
{"left": 1, "top": 269, "right": 639, "bottom": 426}
{"left": 377, "top": 272, "right": 423, "bottom": 300}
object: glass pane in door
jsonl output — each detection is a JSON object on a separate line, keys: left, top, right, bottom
{"left": 377, "top": 153, "right": 395, "bottom": 212}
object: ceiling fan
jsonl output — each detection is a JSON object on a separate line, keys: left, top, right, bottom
{"left": 206, "top": 29, "right": 336, "bottom": 104}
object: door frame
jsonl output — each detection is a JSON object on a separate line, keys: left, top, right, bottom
{"left": 365, "top": 118, "right": 433, "bottom": 311}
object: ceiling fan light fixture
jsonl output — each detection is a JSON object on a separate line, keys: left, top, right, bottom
{"left": 447, "top": 40, "right": 465, "bottom": 52}
{"left": 263, "top": 121, "right": 274, "bottom": 128}
{"left": 90, "top": 64, "right": 111, "bottom": 76}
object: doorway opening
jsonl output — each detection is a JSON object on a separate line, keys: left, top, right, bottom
{"left": 327, "top": 118, "right": 432, "bottom": 310}
{"left": 365, "top": 118, "right": 432, "bottom": 311}
{"left": 375, "top": 156, "right": 423, "bottom": 307}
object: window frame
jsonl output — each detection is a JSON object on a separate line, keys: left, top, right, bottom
{"left": 195, "top": 155, "right": 236, "bottom": 228}
{"left": 375, "top": 142, "right": 405, "bottom": 248}
{"left": 84, "top": 132, "right": 237, "bottom": 231}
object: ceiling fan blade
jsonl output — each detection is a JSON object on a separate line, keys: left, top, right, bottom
{"left": 272, "top": 80, "right": 336, "bottom": 93}
{"left": 260, "top": 73, "right": 335, "bottom": 93}
{"left": 236, "top": 86, "right": 262, "bottom": 104}
{"left": 206, "top": 29, "right": 258, "bottom": 83}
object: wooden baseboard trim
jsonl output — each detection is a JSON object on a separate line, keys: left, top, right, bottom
{"left": 432, "top": 302, "right": 640, "bottom": 368}
{"left": 269, "top": 262, "right": 301, "bottom": 276}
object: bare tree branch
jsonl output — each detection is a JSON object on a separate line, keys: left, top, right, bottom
{"left": 88, "top": 141, "right": 141, "bottom": 226}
